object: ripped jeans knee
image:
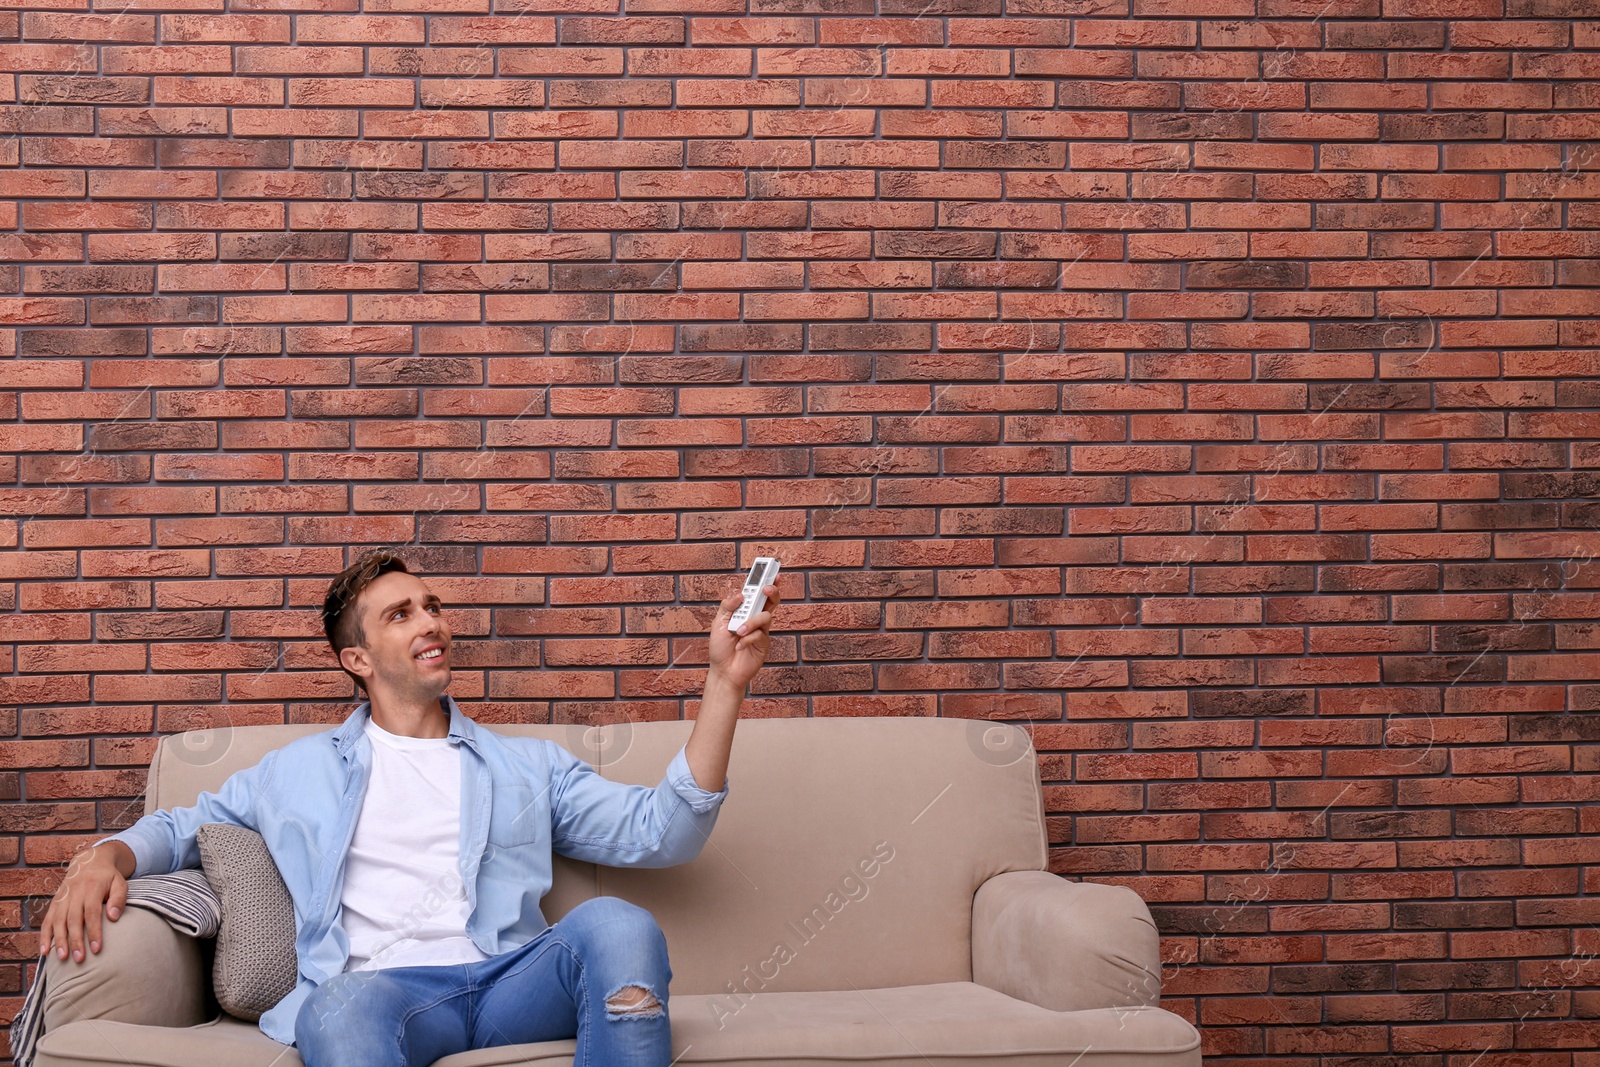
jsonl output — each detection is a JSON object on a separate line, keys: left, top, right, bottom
{"left": 604, "top": 982, "right": 664, "bottom": 1019}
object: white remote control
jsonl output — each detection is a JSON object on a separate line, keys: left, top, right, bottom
{"left": 729, "top": 557, "right": 780, "bottom": 632}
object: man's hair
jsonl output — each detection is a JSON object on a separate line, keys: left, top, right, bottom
{"left": 323, "top": 550, "right": 411, "bottom": 693}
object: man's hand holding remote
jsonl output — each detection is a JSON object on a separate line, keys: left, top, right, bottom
{"left": 709, "top": 580, "right": 781, "bottom": 693}
{"left": 684, "top": 566, "right": 783, "bottom": 794}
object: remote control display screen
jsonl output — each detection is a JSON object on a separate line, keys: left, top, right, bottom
{"left": 745, "top": 560, "right": 764, "bottom": 587}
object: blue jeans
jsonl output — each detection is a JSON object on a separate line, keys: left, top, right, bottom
{"left": 293, "top": 896, "right": 674, "bottom": 1067}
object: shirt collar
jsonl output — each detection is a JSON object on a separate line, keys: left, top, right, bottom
{"left": 333, "top": 691, "right": 477, "bottom": 759}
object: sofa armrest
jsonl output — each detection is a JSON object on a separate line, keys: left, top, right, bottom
{"left": 972, "top": 869, "right": 1162, "bottom": 1014}
{"left": 41, "top": 905, "right": 212, "bottom": 1033}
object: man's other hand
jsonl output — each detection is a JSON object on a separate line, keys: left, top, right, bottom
{"left": 39, "top": 844, "right": 130, "bottom": 964}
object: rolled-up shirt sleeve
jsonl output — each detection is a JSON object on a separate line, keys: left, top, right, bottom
{"left": 546, "top": 740, "right": 728, "bottom": 868}
{"left": 665, "top": 744, "right": 729, "bottom": 814}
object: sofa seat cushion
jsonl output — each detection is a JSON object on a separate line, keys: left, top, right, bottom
{"left": 618, "top": 984, "right": 1202, "bottom": 1067}
{"left": 35, "top": 983, "right": 1200, "bottom": 1067}
{"left": 33, "top": 1013, "right": 576, "bottom": 1067}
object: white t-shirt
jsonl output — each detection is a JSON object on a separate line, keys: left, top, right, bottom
{"left": 339, "top": 714, "right": 493, "bottom": 973}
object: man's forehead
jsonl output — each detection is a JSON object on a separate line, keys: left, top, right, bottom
{"left": 364, "top": 572, "right": 437, "bottom": 614}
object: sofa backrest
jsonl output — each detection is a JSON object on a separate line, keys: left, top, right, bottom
{"left": 139, "top": 713, "right": 1048, "bottom": 1000}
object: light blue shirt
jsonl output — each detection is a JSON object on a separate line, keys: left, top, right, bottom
{"left": 92, "top": 693, "right": 730, "bottom": 1045}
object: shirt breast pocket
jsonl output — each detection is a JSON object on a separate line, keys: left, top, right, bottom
{"left": 489, "top": 782, "right": 546, "bottom": 848}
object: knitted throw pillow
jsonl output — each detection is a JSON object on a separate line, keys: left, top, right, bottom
{"left": 195, "top": 823, "right": 299, "bottom": 1022}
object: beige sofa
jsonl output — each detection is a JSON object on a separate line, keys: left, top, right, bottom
{"left": 33, "top": 715, "right": 1201, "bottom": 1067}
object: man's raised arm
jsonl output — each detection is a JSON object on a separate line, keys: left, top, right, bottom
{"left": 543, "top": 738, "right": 729, "bottom": 869}
{"left": 683, "top": 577, "right": 781, "bottom": 795}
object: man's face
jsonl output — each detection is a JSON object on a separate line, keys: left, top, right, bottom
{"left": 342, "top": 570, "right": 452, "bottom": 704}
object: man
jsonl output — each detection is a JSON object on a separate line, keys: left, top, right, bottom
{"left": 37, "top": 549, "right": 780, "bottom": 1067}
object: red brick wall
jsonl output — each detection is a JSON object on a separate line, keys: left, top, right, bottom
{"left": 4, "top": 0, "right": 1600, "bottom": 1060}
